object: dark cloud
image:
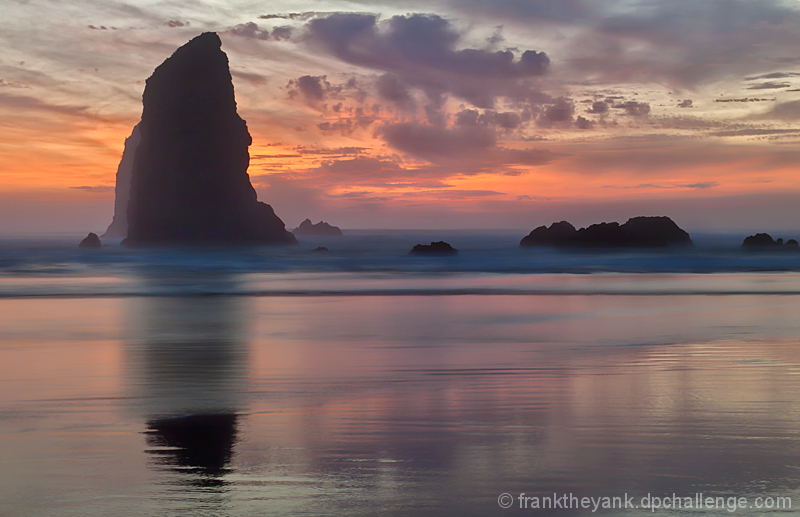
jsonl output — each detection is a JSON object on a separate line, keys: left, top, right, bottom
{"left": 454, "top": 109, "right": 522, "bottom": 129}
{"left": 483, "top": 111, "right": 522, "bottom": 129}
{"left": 537, "top": 98, "right": 574, "bottom": 127}
{"left": 318, "top": 109, "right": 377, "bottom": 134}
{"left": 715, "top": 97, "right": 774, "bottom": 103}
{"left": 163, "top": 21, "right": 188, "bottom": 28}
{"left": 677, "top": 99, "right": 693, "bottom": 108}
{"left": 271, "top": 26, "right": 293, "bottom": 41}
{"left": 376, "top": 120, "right": 558, "bottom": 175}
{"left": 575, "top": 116, "right": 594, "bottom": 129}
{"left": 747, "top": 81, "right": 790, "bottom": 90}
{"left": 287, "top": 75, "right": 366, "bottom": 108}
{"left": 612, "top": 101, "right": 650, "bottom": 117}
{"left": 303, "top": 13, "right": 550, "bottom": 107}
{"left": 295, "top": 146, "right": 367, "bottom": 155}
{"left": 297, "top": 75, "right": 325, "bottom": 101}
{"left": 458, "top": 0, "right": 800, "bottom": 87}
{"left": 401, "top": 189, "right": 505, "bottom": 198}
{"left": 587, "top": 101, "right": 608, "bottom": 114}
{"left": 259, "top": 12, "right": 336, "bottom": 21}
{"left": 710, "top": 128, "right": 800, "bottom": 137}
{"left": 606, "top": 181, "right": 718, "bottom": 190}
{"left": 228, "top": 22, "right": 292, "bottom": 41}
{"left": 379, "top": 122, "right": 497, "bottom": 160}
{"left": 376, "top": 74, "right": 414, "bottom": 108}
{"left": 744, "top": 72, "right": 800, "bottom": 80}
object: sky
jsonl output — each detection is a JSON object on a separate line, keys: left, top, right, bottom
{"left": 3, "top": 0, "right": 800, "bottom": 234}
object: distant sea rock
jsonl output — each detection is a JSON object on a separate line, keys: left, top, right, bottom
{"left": 311, "top": 246, "right": 329, "bottom": 252}
{"left": 79, "top": 232, "right": 102, "bottom": 248}
{"left": 293, "top": 219, "right": 343, "bottom": 236}
{"left": 124, "top": 32, "right": 296, "bottom": 246}
{"left": 102, "top": 124, "right": 140, "bottom": 238}
{"left": 409, "top": 241, "right": 458, "bottom": 256}
{"left": 742, "top": 233, "right": 799, "bottom": 251}
{"left": 521, "top": 216, "right": 693, "bottom": 248}
{"left": 520, "top": 221, "right": 577, "bottom": 247}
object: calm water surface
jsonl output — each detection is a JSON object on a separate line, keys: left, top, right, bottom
{"left": 2, "top": 271, "right": 800, "bottom": 515}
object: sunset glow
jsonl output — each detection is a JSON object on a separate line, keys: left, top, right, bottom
{"left": 3, "top": 0, "right": 800, "bottom": 233}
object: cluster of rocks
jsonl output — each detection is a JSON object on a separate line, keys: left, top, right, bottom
{"left": 79, "top": 34, "right": 800, "bottom": 258}
{"left": 293, "top": 219, "right": 343, "bottom": 236}
{"left": 741, "top": 233, "right": 799, "bottom": 251}
{"left": 520, "top": 216, "right": 693, "bottom": 248}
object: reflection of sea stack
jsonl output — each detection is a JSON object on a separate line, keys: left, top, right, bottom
{"left": 102, "top": 124, "right": 140, "bottom": 238}
{"left": 124, "top": 32, "right": 296, "bottom": 246}
{"left": 293, "top": 219, "right": 343, "bottom": 236}
{"left": 145, "top": 414, "right": 238, "bottom": 477}
{"left": 521, "top": 216, "right": 692, "bottom": 248}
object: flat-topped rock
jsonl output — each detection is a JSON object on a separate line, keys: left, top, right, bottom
{"left": 409, "top": 241, "right": 458, "bottom": 256}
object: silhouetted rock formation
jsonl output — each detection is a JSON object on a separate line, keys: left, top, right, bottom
{"left": 409, "top": 241, "right": 458, "bottom": 256}
{"left": 79, "top": 232, "right": 101, "bottom": 248}
{"left": 742, "top": 233, "right": 799, "bottom": 251}
{"left": 311, "top": 246, "right": 329, "bottom": 252}
{"left": 520, "top": 221, "right": 576, "bottom": 246}
{"left": 124, "top": 32, "right": 296, "bottom": 246}
{"left": 293, "top": 219, "right": 343, "bottom": 236}
{"left": 102, "top": 124, "right": 140, "bottom": 238}
{"left": 521, "top": 216, "right": 692, "bottom": 248}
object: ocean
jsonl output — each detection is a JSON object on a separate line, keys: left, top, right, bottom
{"left": 1, "top": 230, "right": 800, "bottom": 516}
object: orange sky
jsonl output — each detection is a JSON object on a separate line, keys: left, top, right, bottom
{"left": 3, "top": 1, "right": 800, "bottom": 234}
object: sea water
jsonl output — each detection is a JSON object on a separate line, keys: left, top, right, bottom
{"left": 1, "top": 231, "right": 800, "bottom": 516}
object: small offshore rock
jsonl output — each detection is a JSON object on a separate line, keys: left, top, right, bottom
{"left": 79, "top": 232, "right": 102, "bottom": 248}
{"left": 409, "top": 241, "right": 458, "bottom": 256}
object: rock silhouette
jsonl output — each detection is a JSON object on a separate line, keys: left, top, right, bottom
{"left": 520, "top": 221, "right": 577, "bottom": 247}
{"left": 102, "top": 124, "right": 140, "bottom": 238}
{"left": 124, "top": 32, "right": 296, "bottom": 246}
{"left": 742, "top": 233, "right": 799, "bottom": 251}
{"left": 311, "top": 246, "right": 329, "bottom": 252}
{"left": 79, "top": 232, "right": 102, "bottom": 248}
{"left": 521, "top": 216, "right": 692, "bottom": 248}
{"left": 293, "top": 219, "right": 343, "bottom": 236}
{"left": 409, "top": 241, "right": 458, "bottom": 256}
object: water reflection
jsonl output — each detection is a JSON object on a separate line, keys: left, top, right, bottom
{"left": 125, "top": 275, "right": 249, "bottom": 505}
{"left": 145, "top": 413, "right": 239, "bottom": 486}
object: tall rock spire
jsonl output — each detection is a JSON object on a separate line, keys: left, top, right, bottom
{"left": 125, "top": 32, "right": 296, "bottom": 245}
{"left": 102, "top": 123, "right": 140, "bottom": 239}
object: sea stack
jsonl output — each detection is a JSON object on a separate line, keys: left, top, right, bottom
{"left": 409, "top": 241, "right": 458, "bottom": 256}
{"left": 125, "top": 32, "right": 296, "bottom": 246}
{"left": 79, "top": 232, "right": 102, "bottom": 248}
{"left": 520, "top": 216, "right": 692, "bottom": 248}
{"left": 293, "top": 219, "right": 343, "bottom": 236}
{"left": 102, "top": 124, "right": 140, "bottom": 238}
{"left": 742, "top": 233, "right": 799, "bottom": 251}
